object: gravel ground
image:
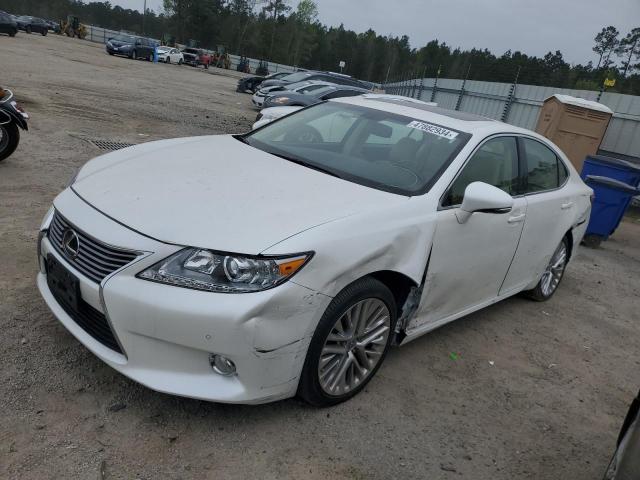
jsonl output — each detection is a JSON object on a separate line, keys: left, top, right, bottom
{"left": 1, "top": 33, "right": 639, "bottom": 480}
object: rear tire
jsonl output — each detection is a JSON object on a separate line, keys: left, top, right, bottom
{"left": 0, "top": 123, "right": 20, "bottom": 162}
{"left": 42, "top": 29, "right": 47, "bottom": 36}
{"left": 524, "top": 237, "right": 569, "bottom": 302}
{"left": 9, "top": 30, "right": 16, "bottom": 37}
{"left": 298, "top": 277, "right": 396, "bottom": 407}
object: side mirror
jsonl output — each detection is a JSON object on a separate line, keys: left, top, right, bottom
{"left": 456, "top": 182, "right": 513, "bottom": 224}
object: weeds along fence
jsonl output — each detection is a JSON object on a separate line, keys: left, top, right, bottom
{"left": 384, "top": 76, "right": 640, "bottom": 160}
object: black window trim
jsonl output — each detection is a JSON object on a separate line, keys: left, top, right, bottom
{"left": 438, "top": 133, "right": 525, "bottom": 210}
{"left": 518, "top": 135, "right": 570, "bottom": 196}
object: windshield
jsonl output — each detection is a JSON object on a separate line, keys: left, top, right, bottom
{"left": 244, "top": 102, "right": 470, "bottom": 195}
{"left": 308, "top": 86, "right": 335, "bottom": 97}
{"left": 281, "top": 72, "right": 310, "bottom": 83}
{"left": 112, "top": 34, "right": 135, "bottom": 43}
{"left": 298, "top": 84, "right": 330, "bottom": 94}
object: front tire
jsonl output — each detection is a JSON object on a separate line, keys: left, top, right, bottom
{"left": 131, "top": 50, "right": 137, "bottom": 60}
{"left": 42, "top": 29, "right": 47, "bottom": 36}
{"left": 25, "top": 26, "right": 32, "bottom": 34}
{"left": 0, "top": 122, "right": 20, "bottom": 162}
{"left": 525, "top": 236, "right": 569, "bottom": 301}
{"left": 298, "top": 277, "right": 396, "bottom": 407}
{"left": 165, "top": 57, "right": 170, "bottom": 64}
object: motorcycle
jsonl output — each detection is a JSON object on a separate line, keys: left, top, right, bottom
{"left": 0, "top": 87, "right": 29, "bottom": 162}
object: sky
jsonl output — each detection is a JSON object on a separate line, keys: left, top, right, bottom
{"left": 111, "top": 0, "right": 639, "bottom": 65}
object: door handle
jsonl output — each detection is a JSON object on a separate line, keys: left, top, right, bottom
{"left": 561, "top": 202, "right": 574, "bottom": 210}
{"left": 508, "top": 213, "right": 526, "bottom": 224}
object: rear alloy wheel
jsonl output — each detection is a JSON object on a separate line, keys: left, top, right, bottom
{"left": 298, "top": 277, "right": 396, "bottom": 406}
{"left": 525, "top": 237, "right": 569, "bottom": 301}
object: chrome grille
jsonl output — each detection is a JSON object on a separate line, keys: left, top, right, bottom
{"left": 48, "top": 211, "right": 139, "bottom": 283}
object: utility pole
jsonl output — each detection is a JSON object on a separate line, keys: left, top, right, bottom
{"left": 142, "top": 0, "right": 147, "bottom": 35}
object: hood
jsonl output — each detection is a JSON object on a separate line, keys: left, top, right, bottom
{"left": 71, "top": 135, "right": 405, "bottom": 254}
{"left": 260, "top": 80, "right": 288, "bottom": 88}
{"left": 108, "top": 39, "right": 133, "bottom": 48}
{"left": 264, "top": 93, "right": 314, "bottom": 108}
{"left": 259, "top": 86, "right": 285, "bottom": 94}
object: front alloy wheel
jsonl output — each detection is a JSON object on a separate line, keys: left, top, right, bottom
{"left": 526, "top": 237, "right": 569, "bottom": 301}
{"left": 318, "top": 298, "right": 391, "bottom": 395}
{"left": 298, "top": 277, "right": 396, "bottom": 406}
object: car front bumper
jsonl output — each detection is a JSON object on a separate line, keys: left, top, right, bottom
{"left": 37, "top": 189, "right": 332, "bottom": 404}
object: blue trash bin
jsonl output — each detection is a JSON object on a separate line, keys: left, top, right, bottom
{"left": 581, "top": 155, "right": 640, "bottom": 188}
{"left": 584, "top": 175, "right": 639, "bottom": 246}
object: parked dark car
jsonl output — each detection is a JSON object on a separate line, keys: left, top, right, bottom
{"left": 603, "top": 389, "right": 640, "bottom": 479}
{"left": 0, "top": 10, "right": 18, "bottom": 36}
{"left": 16, "top": 15, "right": 48, "bottom": 35}
{"left": 106, "top": 34, "right": 156, "bottom": 61}
{"left": 237, "top": 71, "right": 292, "bottom": 94}
{"left": 262, "top": 85, "right": 369, "bottom": 108}
{"left": 260, "top": 71, "right": 370, "bottom": 90}
{"left": 44, "top": 19, "right": 61, "bottom": 33}
{"left": 182, "top": 48, "right": 211, "bottom": 69}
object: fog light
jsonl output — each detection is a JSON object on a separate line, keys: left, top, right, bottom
{"left": 209, "top": 354, "right": 236, "bottom": 376}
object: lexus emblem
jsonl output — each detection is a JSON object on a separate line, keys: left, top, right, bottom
{"left": 61, "top": 229, "right": 80, "bottom": 259}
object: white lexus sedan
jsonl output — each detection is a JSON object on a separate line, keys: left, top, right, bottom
{"left": 37, "top": 96, "right": 592, "bottom": 406}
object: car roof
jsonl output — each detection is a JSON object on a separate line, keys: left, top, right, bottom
{"left": 332, "top": 95, "right": 540, "bottom": 137}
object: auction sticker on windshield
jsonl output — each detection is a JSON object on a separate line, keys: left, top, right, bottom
{"left": 407, "top": 121, "right": 459, "bottom": 140}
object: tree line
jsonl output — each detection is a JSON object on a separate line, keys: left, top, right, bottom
{"left": 1, "top": 0, "right": 639, "bottom": 95}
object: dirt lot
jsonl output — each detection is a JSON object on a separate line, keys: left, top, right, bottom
{"left": 1, "top": 33, "right": 639, "bottom": 480}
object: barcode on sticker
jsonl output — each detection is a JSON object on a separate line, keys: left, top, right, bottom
{"left": 407, "top": 121, "right": 459, "bottom": 140}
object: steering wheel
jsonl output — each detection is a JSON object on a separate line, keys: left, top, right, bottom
{"left": 283, "top": 125, "right": 323, "bottom": 144}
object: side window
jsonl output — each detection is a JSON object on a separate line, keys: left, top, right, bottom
{"left": 443, "top": 136, "right": 519, "bottom": 207}
{"left": 558, "top": 158, "right": 569, "bottom": 185}
{"left": 522, "top": 138, "right": 561, "bottom": 193}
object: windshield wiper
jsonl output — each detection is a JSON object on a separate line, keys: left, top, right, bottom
{"left": 268, "top": 152, "right": 343, "bottom": 179}
{"left": 234, "top": 135, "right": 251, "bottom": 145}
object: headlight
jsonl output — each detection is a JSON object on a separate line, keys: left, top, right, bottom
{"left": 137, "top": 248, "right": 313, "bottom": 293}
